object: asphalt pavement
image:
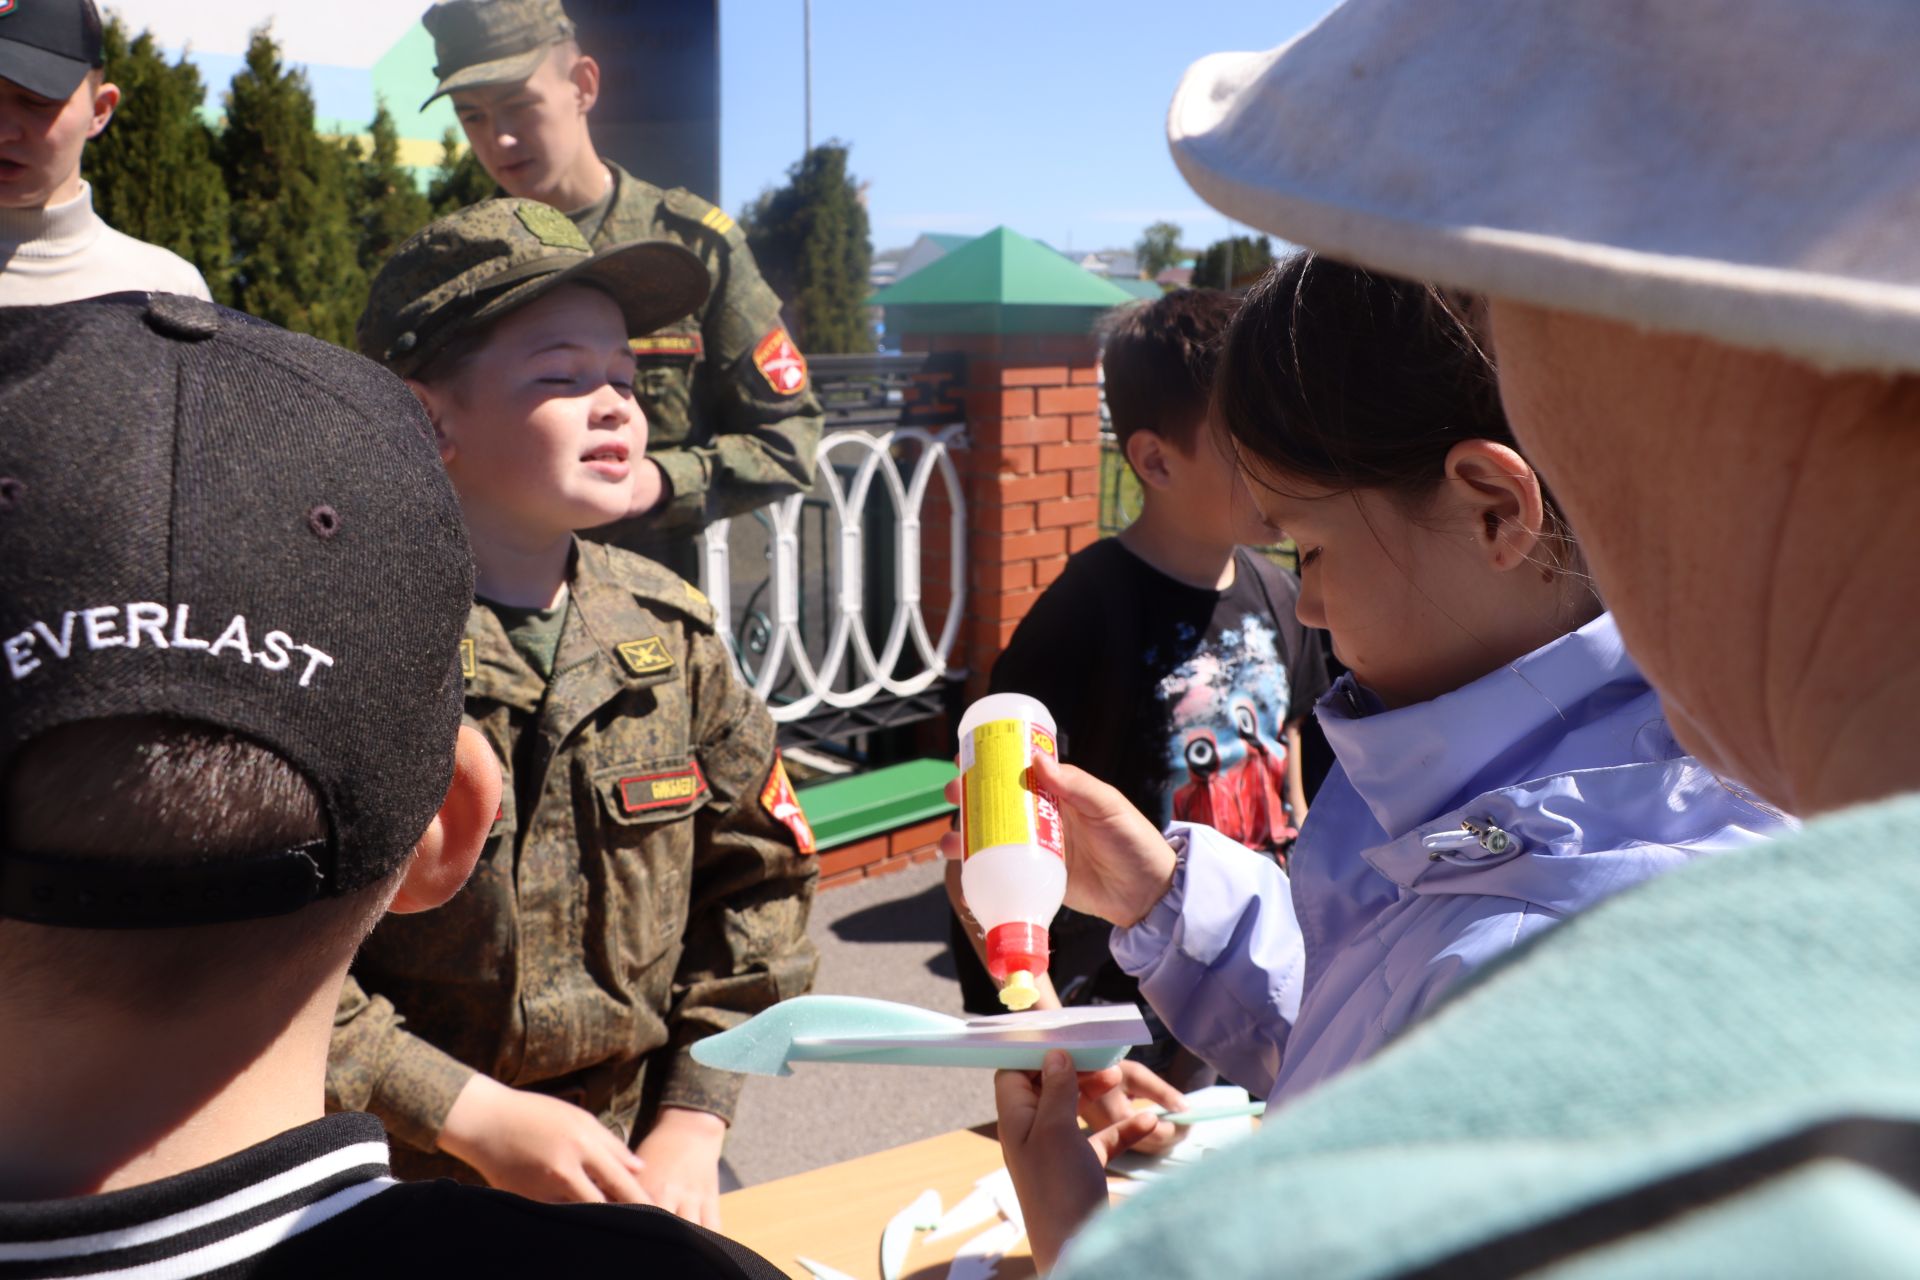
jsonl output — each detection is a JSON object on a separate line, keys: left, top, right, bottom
{"left": 722, "top": 860, "right": 996, "bottom": 1187}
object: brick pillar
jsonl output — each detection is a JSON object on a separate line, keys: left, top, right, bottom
{"left": 906, "top": 331, "right": 1104, "bottom": 701}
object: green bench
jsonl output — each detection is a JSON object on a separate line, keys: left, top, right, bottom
{"left": 796, "top": 758, "right": 958, "bottom": 850}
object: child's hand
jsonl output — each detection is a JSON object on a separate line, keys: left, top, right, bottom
{"left": 996, "top": 1050, "right": 1162, "bottom": 1272}
{"left": 635, "top": 1107, "right": 728, "bottom": 1229}
{"left": 1076, "top": 1060, "right": 1186, "bottom": 1157}
{"left": 943, "top": 755, "right": 1179, "bottom": 927}
{"left": 438, "top": 1074, "right": 654, "bottom": 1205}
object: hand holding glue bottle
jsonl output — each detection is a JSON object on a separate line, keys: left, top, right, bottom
{"left": 957, "top": 693, "right": 1067, "bottom": 1012}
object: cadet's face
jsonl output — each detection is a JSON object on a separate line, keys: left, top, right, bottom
{"left": 450, "top": 54, "right": 590, "bottom": 204}
{"left": 435, "top": 284, "right": 644, "bottom": 538}
{"left": 0, "top": 74, "right": 115, "bottom": 209}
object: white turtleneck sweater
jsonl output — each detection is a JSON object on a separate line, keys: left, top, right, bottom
{"left": 0, "top": 181, "right": 210, "bottom": 305}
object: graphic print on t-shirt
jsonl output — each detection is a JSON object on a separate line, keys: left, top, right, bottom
{"left": 1157, "top": 613, "right": 1297, "bottom": 853}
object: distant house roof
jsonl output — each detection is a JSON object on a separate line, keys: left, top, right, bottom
{"left": 1155, "top": 266, "right": 1194, "bottom": 288}
{"left": 925, "top": 233, "right": 974, "bottom": 251}
{"left": 1108, "top": 277, "right": 1164, "bottom": 301}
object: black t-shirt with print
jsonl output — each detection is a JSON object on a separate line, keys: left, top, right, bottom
{"left": 952, "top": 538, "right": 1331, "bottom": 1016}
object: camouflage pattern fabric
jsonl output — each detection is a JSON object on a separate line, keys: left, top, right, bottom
{"left": 572, "top": 163, "right": 824, "bottom": 559}
{"left": 327, "top": 539, "right": 818, "bottom": 1179}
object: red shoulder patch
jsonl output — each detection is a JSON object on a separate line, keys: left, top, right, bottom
{"left": 759, "top": 752, "right": 817, "bottom": 854}
{"left": 751, "top": 327, "right": 809, "bottom": 397}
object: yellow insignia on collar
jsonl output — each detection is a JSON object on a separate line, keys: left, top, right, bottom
{"left": 684, "top": 581, "right": 710, "bottom": 608}
{"left": 617, "top": 636, "right": 675, "bottom": 676}
{"left": 460, "top": 639, "right": 476, "bottom": 680}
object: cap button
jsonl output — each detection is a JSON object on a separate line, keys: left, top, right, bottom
{"left": 144, "top": 293, "right": 222, "bottom": 341}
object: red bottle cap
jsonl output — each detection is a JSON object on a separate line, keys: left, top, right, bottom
{"left": 984, "top": 921, "right": 1050, "bottom": 983}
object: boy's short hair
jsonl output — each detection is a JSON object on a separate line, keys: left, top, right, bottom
{"left": 0, "top": 294, "right": 473, "bottom": 932}
{"left": 1100, "top": 288, "right": 1241, "bottom": 456}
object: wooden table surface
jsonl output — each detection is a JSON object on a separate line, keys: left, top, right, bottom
{"left": 720, "top": 1124, "right": 1037, "bottom": 1280}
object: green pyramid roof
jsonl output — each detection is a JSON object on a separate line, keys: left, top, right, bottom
{"left": 869, "top": 227, "right": 1136, "bottom": 309}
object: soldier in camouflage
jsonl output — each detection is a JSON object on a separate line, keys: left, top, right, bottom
{"left": 420, "top": 0, "right": 824, "bottom": 580}
{"left": 338, "top": 198, "right": 819, "bottom": 1226}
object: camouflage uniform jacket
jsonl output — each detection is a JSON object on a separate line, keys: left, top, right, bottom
{"left": 575, "top": 162, "right": 823, "bottom": 546}
{"left": 328, "top": 539, "right": 818, "bottom": 1171}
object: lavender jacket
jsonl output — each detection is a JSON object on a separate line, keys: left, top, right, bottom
{"left": 1112, "top": 613, "right": 1790, "bottom": 1105}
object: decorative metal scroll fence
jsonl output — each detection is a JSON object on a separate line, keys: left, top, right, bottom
{"left": 697, "top": 352, "right": 969, "bottom": 749}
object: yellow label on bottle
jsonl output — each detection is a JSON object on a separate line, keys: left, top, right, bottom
{"left": 964, "top": 718, "right": 1035, "bottom": 857}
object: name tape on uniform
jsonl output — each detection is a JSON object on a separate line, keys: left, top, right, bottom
{"left": 3, "top": 603, "right": 334, "bottom": 687}
{"left": 617, "top": 636, "right": 675, "bottom": 677}
{"left": 630, "top": 333, "right": 704, "bottom": 359}
{"left": 618, "top": 761, "right": 709, "bottom": 814}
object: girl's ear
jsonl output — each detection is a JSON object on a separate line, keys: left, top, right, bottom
{"left": 1125, "top": 430, "right": 1176, "bottom": 491}
{"left": 405, "top": 378, "right": 458, "bottom": 466}
{"left": 1443, "top": 439, "right": 1547, "bottom": 573}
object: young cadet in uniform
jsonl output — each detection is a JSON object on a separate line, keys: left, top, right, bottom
{"left": 343, "top": 199, "right": 819, "bottom": 1228}
{"left": 418, "top": 0, "right": 822, "bottom": 578}
{"left": 0, "top": 293, "right": 786, "bottom": 1279}
{"left": 0, "top": 0, "right": 211, "bottom": 302}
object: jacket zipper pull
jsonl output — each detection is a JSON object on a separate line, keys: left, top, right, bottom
{"left": 1423, "top": 817, "right": 1522, "bottom": 865}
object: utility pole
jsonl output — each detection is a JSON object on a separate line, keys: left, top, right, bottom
{"left": 803, "top": 0, "right": 813, "bottom": 155}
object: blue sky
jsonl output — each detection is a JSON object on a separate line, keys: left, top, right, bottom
{"left": 119, "top": 0, "right": 1335, "bottom": 257}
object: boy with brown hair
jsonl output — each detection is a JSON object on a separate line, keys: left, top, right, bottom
{"left": 0, "top": 292, "right": 784, "bottom": 1278}
{"left": 343, "top": 199, "right": 818, "bottom": 1227}
{"left": 0, "top": 0, "right": 209, "bottom": 301}
{"left": 947, "top": 288, "right": 1330, "bottom": 1089}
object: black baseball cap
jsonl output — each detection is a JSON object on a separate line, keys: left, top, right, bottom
{"left": 0, "top": 293, "right": 474, "bottom": 929}
{"left": 0, "top": 0, "right": 105, "bottom": 101}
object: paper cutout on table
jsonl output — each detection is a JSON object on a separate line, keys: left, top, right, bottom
{"left": 925, "top": 1181, "right": 1001, "bottom": 1243}
{"left": 975, "top": 1167, "right": 1025, "bottom": 1236}
{"left": 881, "top": 1188, "right": 943, "bottom": 1280}
{"left": 1108, "top": 1084, "right": 1261, "bottom": 1182}
{"left": 690, "top": 995, "right": 1149, "bottom": 1076}
{"left": 951, "top": 1218, "right": 1027, "bottom": 1280}
{"left": 796, "top": 1255, "right": 862, "bottom": 1280}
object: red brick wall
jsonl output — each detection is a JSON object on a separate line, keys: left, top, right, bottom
{"left": 816, "top": 816, "right": 952, "bottom": 891}
{"left": 905, "top": 331, "right": 1104, "bottom": 702}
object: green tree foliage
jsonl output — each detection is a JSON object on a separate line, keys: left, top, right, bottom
{"left": 740, "top": 142, "right": 873, "bottom": 354}
{"left": 346, "top": 103, "right": 431, "bottom": 273}
{"left": 87, "top": 19, "right": 232, "bottom": 301}
{"left": 217, "top": 28, "right": 366, "bottom": 344}
{"left": 428, "top": 128, "right": 494, "bottom": 217}
{"left": 1192, "top": 234, "right": 1275, "bottom": 290}
{"left": 1133, "top": 220, "right": 1184, "bottom": 280}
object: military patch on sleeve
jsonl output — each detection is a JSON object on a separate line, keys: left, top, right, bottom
{"left": 460, "top": 639, "right": 476, "bottom": 680}
{"left": 700, "top": 206, "right": 736, "bottom": 236}
{"left": 617, "top": 635, "right": 675, "bottom": 676}
{"left": 751, "top": 326, "right": 809, "bottom": 397}
{"left": 618, "top": 760, "right": 709, "bottom": 813}
{"left": 516, "top": 203, "right": 591, "bottom": 251}
{"left": 629, "top": 333, "right": 704, "bottom": 358}
{"left": 759, "top": 752, "right": 817, "bottom": 854}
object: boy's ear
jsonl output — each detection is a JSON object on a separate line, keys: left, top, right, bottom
{"left": 404, "top": 378, "right": 458, "bottom": 465}
{"left": 389, "top": 725, "right": 500, "bottom": 915}
{"left": 86, "top": 81, "right": 119, "bottom": 140}
{"left": 1444, "top": 439, "right": 1547, "bottom": 573}
{"left": 569, "top": 53, "right": 601, "bottom": 113}
{"left": 1124, "top": 430, "right": 1176, "bottom": 491}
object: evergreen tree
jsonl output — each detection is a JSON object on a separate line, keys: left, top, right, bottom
{"left": 348, "top": 102, "right": 431, "bottom": 273}
{"left": 217, "top": 28, "right": 366, "bottom": 345}
{"left": 1133, "top": 220, "right": 1183, "bottom": 280}
{"left": 428, "top": 128, "right": 493, "bottom": 217}
{"left": 740, "top": 142, "right": 873, "bottom": 354}
{"left": 1192, "top": 233, "right": 1275, "bottom": 290}
{"left": 87, "top": 19, "right": 232, "bottom": 301}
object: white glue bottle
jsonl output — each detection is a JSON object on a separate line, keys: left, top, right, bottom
{"left": 957, "top": 692, "right": 1066, "bottom": 1012}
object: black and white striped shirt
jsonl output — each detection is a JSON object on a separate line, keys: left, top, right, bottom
{"left": 0, "top": 1112, "right": 785, "bottom": 1280}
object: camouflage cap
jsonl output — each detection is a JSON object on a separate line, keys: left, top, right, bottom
{"left": 359, "top": 198, "right": 711, "bottom": 380}
{"left": 420, "top": 0, "right": 573, "bottom": 108}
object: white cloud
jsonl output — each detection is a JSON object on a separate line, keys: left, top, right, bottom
{"left": 107, "top": 0, "right": 419, "bottom": 67}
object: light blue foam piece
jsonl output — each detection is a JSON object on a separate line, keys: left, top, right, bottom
{"left": 690, "top": 995, "right": 1137, "bottom": 1075}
